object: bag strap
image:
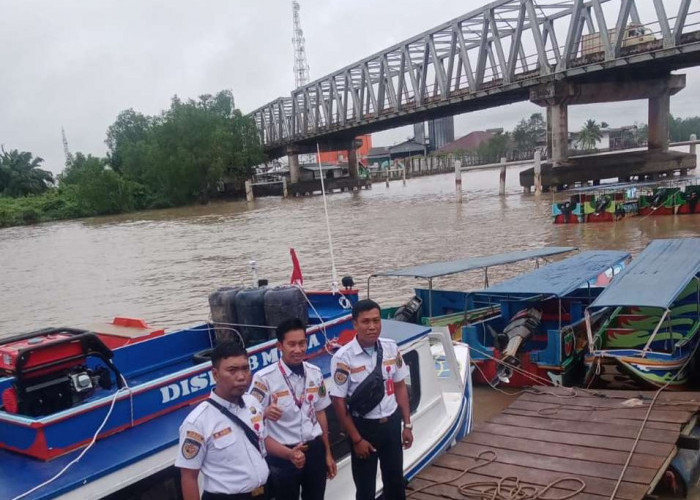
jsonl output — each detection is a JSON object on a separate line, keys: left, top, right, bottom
{"left": 206, "top": 398, "right": 261, "bottom": 453}
{"left": 372, "top": 340, "right": 384, "bottom": 376}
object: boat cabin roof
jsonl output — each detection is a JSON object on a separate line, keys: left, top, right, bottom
{"left": 565, "top": 175, "right": 698, "bottom": 195}
{"left": 371, "top": 247, "right": 577, "bottom": 280}
{"left": 589, "top": 239, "right": 700, "bottom": 309}
{"left": 478, "top": 250, "right": 630, "bottom": 298}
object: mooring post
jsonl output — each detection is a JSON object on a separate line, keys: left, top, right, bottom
{"left": 455, "top": 159, "right": 463, "bottom": 203}
{"left": 282, "top": 177, "right": 288, "bottom": 198}
{"left": 245, "top": 180, "right": 254, "bottom": 202}
{"left": 688, "top": 134, "right": 697, "bottom": 176}
{"left": 534, "top": 150, "right": 542, "bottom": 196}
{"left": 385, "top": 167, "right": 390, "bottom": 187}
{"left": 402, "top": 164, "right": 407, "bottom": 186}
{"left": 499, "top": 157, "right": 507, "bottom": 196}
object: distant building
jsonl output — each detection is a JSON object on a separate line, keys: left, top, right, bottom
{"left": 388, "top": 139, "right": 425, "bottom": 159}
{"left": 428, "top": 117, "right": 455, "bottom": 151}
{"left": 437, "top": 131, "right": 495, "bottom": 154}
{"left": 367, "top": 146, "right": 390, "bottom": 167}
{"left": 317, "top": 135, "right": 372, "bottom": 164}
{"left": 571, "top": 125, "right": 640, "bottom": 151}
{"left": 300, "top": 163, "right": 349, "bottom": 181}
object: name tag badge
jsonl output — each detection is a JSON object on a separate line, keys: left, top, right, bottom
{"left": 385, "top": 379, "right": 395, "bottom": 396}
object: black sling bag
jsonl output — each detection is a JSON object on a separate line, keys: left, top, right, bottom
{"left": 347, "top": 341, "right": 385, "bottom": 417}
{"left": 206, "top": 398, "right": 262, "bottom": 453}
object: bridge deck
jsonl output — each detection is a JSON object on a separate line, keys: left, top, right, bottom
{"left": 408, "top": 387, "right": 700, "bottom": 500}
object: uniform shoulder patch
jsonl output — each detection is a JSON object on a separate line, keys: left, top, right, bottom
{"left": 334, "top": 367, "right": 349, "bottom": 385}
{"left": 319, "top": 381, "right": 327, "bottom": 397}
{"left": 182, "top": 438, "right": 202, "bottom": 460}
{"left": 186, "top": 430, "right": 204, "bottom": 443}
{"left": 396, "top": 351, "right": 404, "bottom": 368}
{"left": 250, "top": 387, "right": 265, "bottom": 403}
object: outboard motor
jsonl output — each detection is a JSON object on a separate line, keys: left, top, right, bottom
{"left": 652, "top": 189, "right": 668, "bottom": 208}
{"left": 393, "top": 296, "right": 423, "bottom": 323}
{"left": 688, "top": 191, "right": 698, "bottom": 214}
{"left": 489, "top": 308, "right": 542, "bottom": 384}
{"left": 594, "top": 196, "right": 610, "bottom": 214}
{"left": 341, "top": 276, "right": 355, "bottom": 290}
{"left": 557, "top": 201, "right": 572, "bottom": 223}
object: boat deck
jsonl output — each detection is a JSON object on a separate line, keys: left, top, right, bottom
{"left": 408, "top": 386, "right": 700, "bottom": 500}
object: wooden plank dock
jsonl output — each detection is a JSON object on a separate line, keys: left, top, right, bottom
{"left": 408, "top": 387, "right": 700, "bottom": 500}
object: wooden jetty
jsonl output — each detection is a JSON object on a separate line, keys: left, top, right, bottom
{"left": 408, "top": 387, "right": 700, "bottom": 500}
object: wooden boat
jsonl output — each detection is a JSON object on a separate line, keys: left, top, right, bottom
{"left": 552, "top": 177, "right": 700, "bottom": 224}
{"left": 369, "top": 247, "right": 578, "bottom": 341}
{"left": 584, "top": 238, "right": 700, "bottom": 390}
{"left": 463, "top": 250, "right": 629, "bottom": 387}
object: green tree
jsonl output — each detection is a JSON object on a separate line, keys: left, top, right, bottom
{"left": 578, "top": 119, "right": 603, "bottom": 151}
{"left": 105, "top": 109, "right": 153, "bottom": 176}
{"left": 512, "top": 113, "right": 545, "bottom": 151}
{"left": 59, "top": 153, "right": 135, "bottom": 215}
{"left": 110, "top": 90, "right": 264, "bottom": 206}
{"left": 0, "top": 147, "right": 54, "bottom": 197}
{"left": 475, "top": 131, "right": 510, "bottom": 163}
{"left": 669, "top": 115, "right": 700, "bottom": 142}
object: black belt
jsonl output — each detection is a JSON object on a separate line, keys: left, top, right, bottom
{"left": 353, "top": 411, "right": 399, "bottom": 425}
{"left": 283, "top": 435, "right": 322, "bottom": 449}
{"left": 202, "top": 486, "right": 266, "bottom": 499}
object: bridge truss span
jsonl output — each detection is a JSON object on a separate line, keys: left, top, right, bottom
{"left": 251, "top": 0, "right": 700, "bottom": 155}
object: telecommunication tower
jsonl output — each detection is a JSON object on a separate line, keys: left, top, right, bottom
{"left": 61, "top": 127, "right": 74, "bottom": 166}
{"left": 292, "top": 1, "right": 310, "bottom": 88}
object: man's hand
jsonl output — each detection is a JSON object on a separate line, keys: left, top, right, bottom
{"left": 264, "top": 394, "right": 283, "bottom": 422}
{"left": 326, "top": 451, "right": 337, "bottom": 479}
{"left": 352, "top": 438, "right": 376, "bottom": 459}
{"left": 402, "top": 428, "right": 413, "bottom": 449}
{"left": 288, "top": 443, "right": 306, "bottom": 469}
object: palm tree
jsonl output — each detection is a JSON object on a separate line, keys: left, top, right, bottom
{"left": 0, "top": 147, "right": 54, "bottom": 197}
{"left": 578, "top": 119, "right": 603, "bottom": 151}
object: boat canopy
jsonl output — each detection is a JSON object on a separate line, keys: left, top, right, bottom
{"left": 479, "top": 250, "right": 630, "bottom": 298}
{"left": 371, "top": 247, "right": 577, "bottom": 280}
{"left": 589, "top": 239, "right": 700, "bottom": 309}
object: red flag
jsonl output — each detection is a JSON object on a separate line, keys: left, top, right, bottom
{"left": 290, "top": 248, "right": 304, "bottom": 286}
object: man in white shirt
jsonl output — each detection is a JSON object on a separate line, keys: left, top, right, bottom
{"left": 251, "top": 318, "right": 337, "bottom": 500}
{"left": 176, "top": 341, "right": 305, "bottom": 500}
{"left": 330, "top": 299, "right": 413, "bottom": 500}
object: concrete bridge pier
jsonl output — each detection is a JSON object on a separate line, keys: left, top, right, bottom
{"left": 548, "top": 104, "right": 569, "bottom": 168}
{"left": 347, "top": 140, "right": 359, "bottom": 180}
{"left": 648, "top": 91, "right": 670, "bottom": 151}
{"left": 287, "top": 146, "right": 300, "bottom": 184}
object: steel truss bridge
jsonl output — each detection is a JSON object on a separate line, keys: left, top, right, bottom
{"left": 250, "top": 0, "right": 700, "bottom": 157}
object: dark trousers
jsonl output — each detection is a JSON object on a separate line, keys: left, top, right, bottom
{"left": 266, "top": 436, "right": 327, "bottom": 500}
{"left": 350, "top": 411, "right": 405, "bottom": 500}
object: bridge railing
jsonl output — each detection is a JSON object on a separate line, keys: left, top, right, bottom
{"left": 251, "top": 0, "right": 700, "bottom": 150}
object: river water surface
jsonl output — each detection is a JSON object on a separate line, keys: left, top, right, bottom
{"left": 1, "top": 167, "right": 698, "bottom": 337}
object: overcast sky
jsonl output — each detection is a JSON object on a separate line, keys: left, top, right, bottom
{"left": 1, "top": 0, "right": 699, "bottom": 175}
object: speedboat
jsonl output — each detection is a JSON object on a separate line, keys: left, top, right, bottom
{"left": 1, "top": 286, "right": 472, "bottom": 500}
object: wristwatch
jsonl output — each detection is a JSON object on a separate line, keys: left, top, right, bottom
{"left": 403, "top": 423, "right": 413, "bottom": 430}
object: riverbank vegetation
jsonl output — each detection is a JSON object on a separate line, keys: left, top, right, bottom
{"left": 0, "top": 90, "right": 264, "bottom": 228}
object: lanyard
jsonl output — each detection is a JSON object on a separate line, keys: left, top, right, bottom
{"left": 278, "top": 361, "right": 306, "bottom": 409}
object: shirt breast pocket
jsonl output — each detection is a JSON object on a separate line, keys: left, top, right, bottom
{"left": 211, "top": 432, "right": 237, "bottom": 461}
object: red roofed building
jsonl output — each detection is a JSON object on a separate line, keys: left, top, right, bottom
{"left": 437, "top": 130, "right": 495, "bottom": 154}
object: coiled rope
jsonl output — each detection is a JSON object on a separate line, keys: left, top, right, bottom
{"left": 407, "top": 450, "right": 586, "bottom": 499}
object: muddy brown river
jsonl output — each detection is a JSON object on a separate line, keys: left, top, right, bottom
{"left": 1, "top": 166, "right": 698, "bottom": 337}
